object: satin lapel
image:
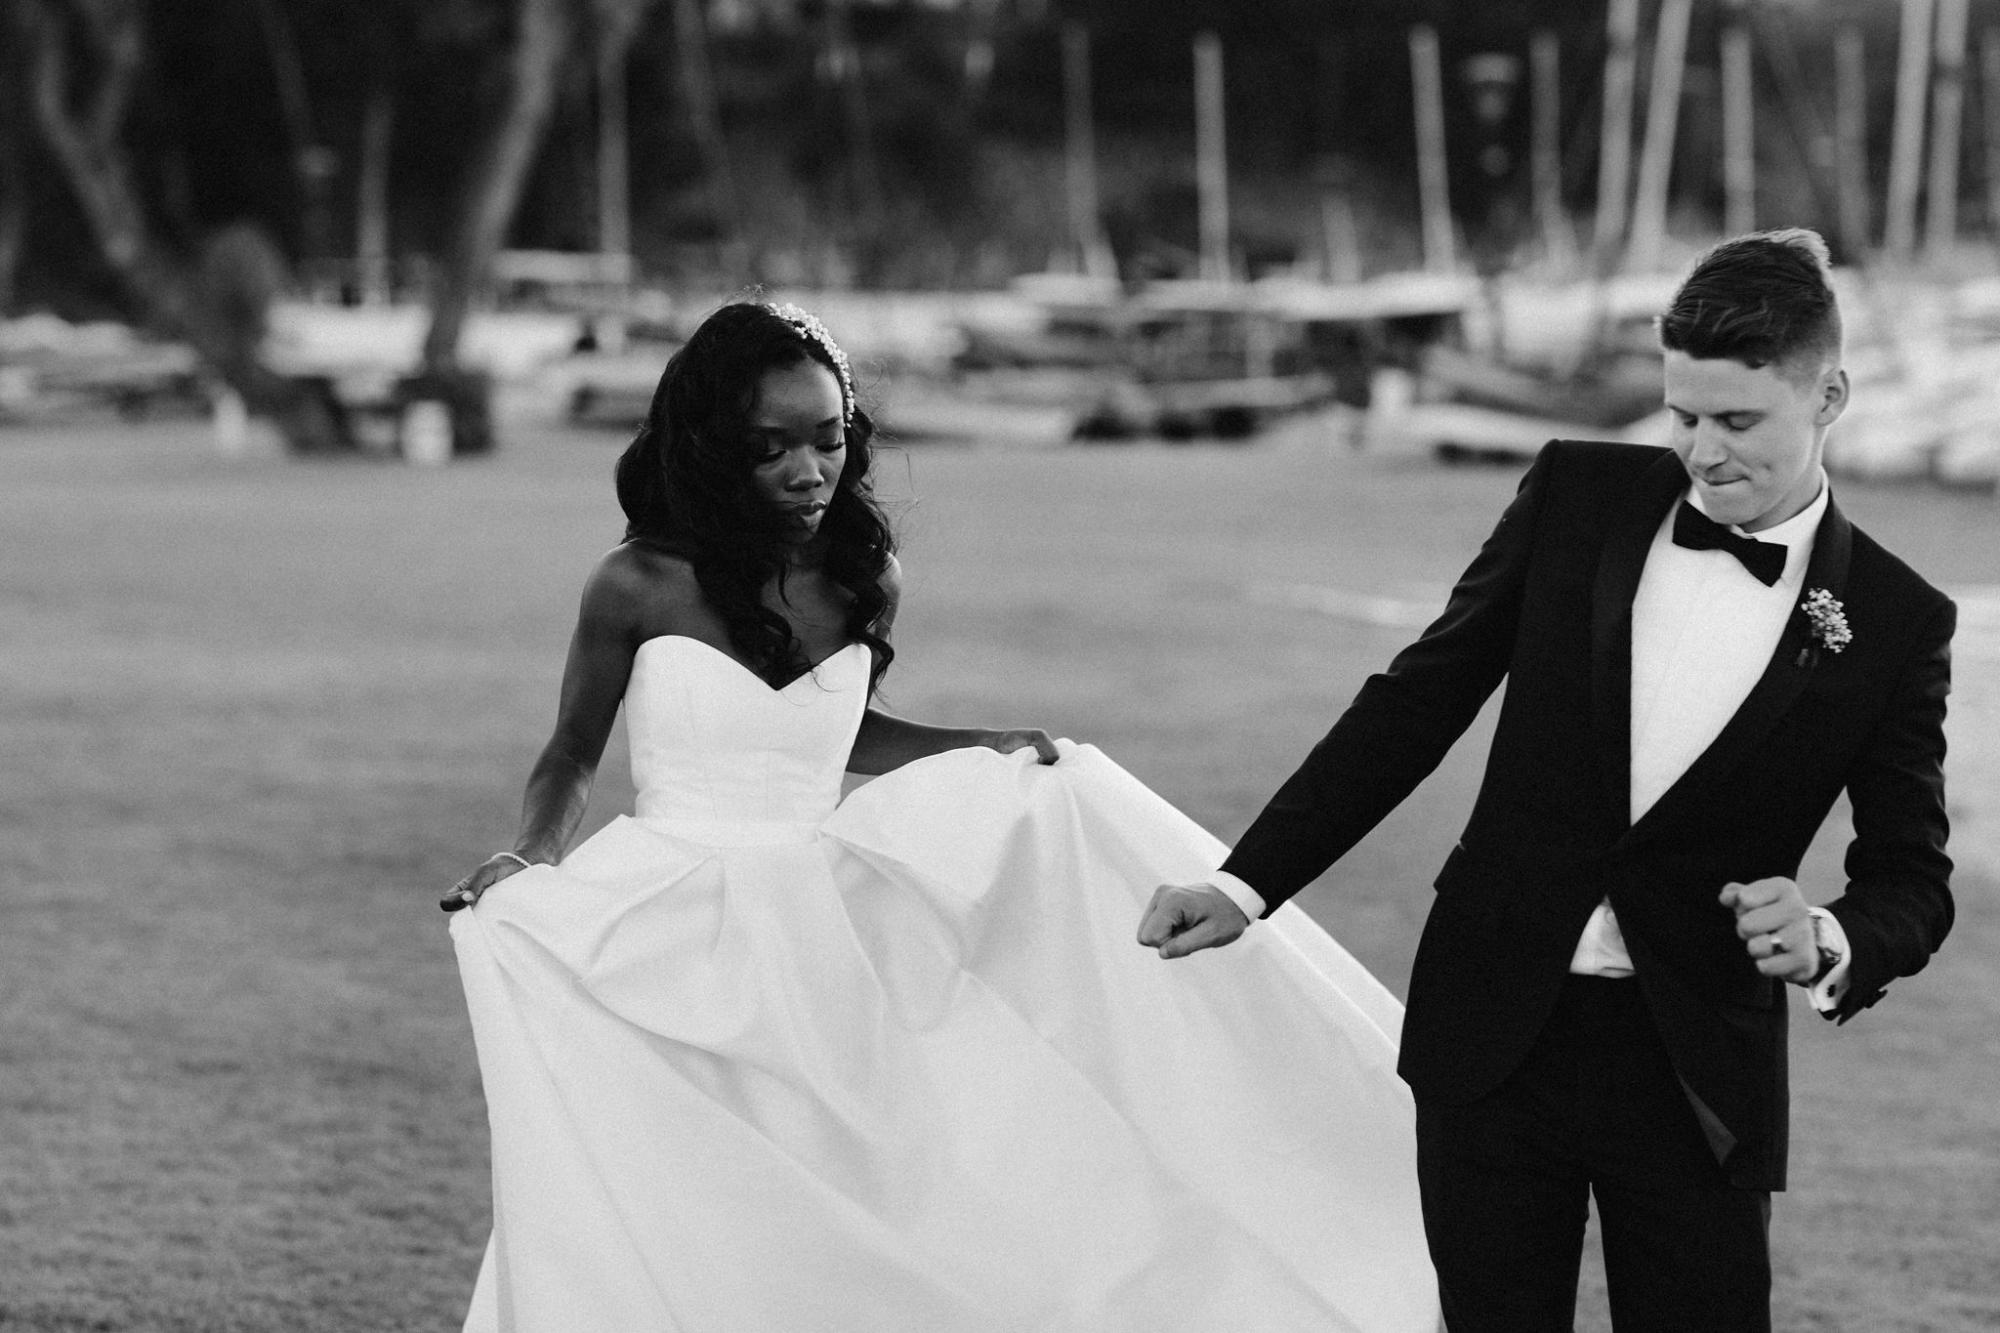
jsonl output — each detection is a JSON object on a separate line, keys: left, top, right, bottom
{"left": 1629, "top": 494, "right": 1856, "bottom": 841}
{"left": 1591, "top": 452, "right": 1689, "bottom": 829}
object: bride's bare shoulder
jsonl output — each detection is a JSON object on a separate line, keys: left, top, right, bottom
{"left": 580, "top": 541, "right": 705, "bottom": 635}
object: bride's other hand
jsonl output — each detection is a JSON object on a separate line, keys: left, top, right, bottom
{"left": 441, "top": 853, "right": 533, "bottom": 913}
{"left": 1137, "top": 883, "right": 1248, "bottom": 958}
{"left": 984, "top": 727, "right": 1060, "bottom": 765}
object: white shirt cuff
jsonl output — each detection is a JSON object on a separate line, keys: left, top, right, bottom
{"left": 1206, "top": 870, "right": 1267, "bottom": 923}
{"left": 1805, "top": 907, "right": 1854, "bottom": 1013}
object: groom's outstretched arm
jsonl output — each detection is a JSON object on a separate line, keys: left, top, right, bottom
{"left": 1217, "top": 442, "right": 1564, "bottom": 919}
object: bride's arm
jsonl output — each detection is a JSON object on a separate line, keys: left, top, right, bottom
{"left": 846, "top": 709, "right": 1058, "bottom": 776}
{"left": 442, "top": 550, "right": 653, "bottom": 910}
{"left": 843, "top": 554, "right": 1058, "bottom": 776}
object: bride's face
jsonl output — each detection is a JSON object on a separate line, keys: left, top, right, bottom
{"left": 746, "top": 360, "right": 846, "bottom": 537}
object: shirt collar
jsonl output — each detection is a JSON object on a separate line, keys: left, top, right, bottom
{"left": 1685, "top": 469, "right": 1828, "bottom": 553}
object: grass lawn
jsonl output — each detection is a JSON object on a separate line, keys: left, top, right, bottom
{"left": 2, "top": 409, "right": 1996, "bottom": 1330}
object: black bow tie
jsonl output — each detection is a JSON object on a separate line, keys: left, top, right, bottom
{"left": 1671, "top": 501, "right": 1785, "bottom": 586}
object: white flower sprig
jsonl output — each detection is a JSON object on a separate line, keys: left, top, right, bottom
{"left": 1800, "top": 588, "right": 1852, "bottom": 655}
{"left": 768, "top": 302, "right": 855, "bottom": 425}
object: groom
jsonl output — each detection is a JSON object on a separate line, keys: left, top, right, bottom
{"left": 1139, "top": 229, "right": 1954, "bottom": 1330}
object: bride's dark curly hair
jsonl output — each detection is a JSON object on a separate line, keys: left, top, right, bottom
{"left": 614, "top": 302, "right": 896, "bottom": 688}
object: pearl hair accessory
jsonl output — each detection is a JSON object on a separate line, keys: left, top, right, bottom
{"left": 767, "top": 302, "right": 855, "bottom": 426}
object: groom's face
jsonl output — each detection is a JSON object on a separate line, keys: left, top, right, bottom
{"left": 1663, "top": 350, "right": 1846, "bottom": 533}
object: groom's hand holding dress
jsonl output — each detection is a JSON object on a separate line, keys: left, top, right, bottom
{"left": 1137, "top": 884, "right": 1248, "bottom": 958}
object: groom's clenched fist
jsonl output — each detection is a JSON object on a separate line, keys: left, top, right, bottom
{"left": 1138, "top": 884, "right": 1249, "bottom": 958}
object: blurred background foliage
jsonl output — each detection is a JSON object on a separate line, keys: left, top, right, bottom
{"left": 9, "top": 0, "right": 1996, "bottom": 318}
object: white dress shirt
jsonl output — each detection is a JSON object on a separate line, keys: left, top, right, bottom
{"left": 1212, "top": 474, "right": 1851, "bottom": 1011}
{"left": 1568, "top": 476, "right": 1849, "bottom": 1010}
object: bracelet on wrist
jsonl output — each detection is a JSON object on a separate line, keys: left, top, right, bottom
{"left": 493, "top": 851, "right": 533, "bottom": 870}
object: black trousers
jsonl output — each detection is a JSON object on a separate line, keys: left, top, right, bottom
{"left": 1415, "top": 975, "right": 1773, "bottom": 1332}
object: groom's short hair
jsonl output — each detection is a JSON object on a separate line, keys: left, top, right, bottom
{"left": 1656, "top": 228, "right": 1842, "bottom": 381}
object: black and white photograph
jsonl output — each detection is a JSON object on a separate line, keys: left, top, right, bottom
{"left": 3, "top": 1, "right": 1997, "bottom": 1329}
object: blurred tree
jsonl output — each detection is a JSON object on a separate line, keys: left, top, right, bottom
{"left": 0, "top": 33, "right": 27, "bottom": 312}
{"left": 245, "top": 0, "right": 338, "bottom": 266}
{"left": 12, "top": 0, "right": 660, "bottom": 451}
{"left": 406, "top": 0, "right": 577, "bottom": 455}
{"left": 12, "top": 0, "right": 2000, "bottom": 334}
{"left": 14, "top": 0, "right": 352, "bottom": 448}
{"left": 412, "top": 0, "right": 658, "bottom": 453}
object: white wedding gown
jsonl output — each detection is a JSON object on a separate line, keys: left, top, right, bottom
{"left": 450, "top": 636, "right": 1437, "bottom": 1332}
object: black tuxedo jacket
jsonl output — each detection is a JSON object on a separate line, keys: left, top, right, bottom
{"left": 1222, "top": 441, "right": 1955, "bottom": 1190}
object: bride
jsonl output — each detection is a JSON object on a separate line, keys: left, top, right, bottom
{"left": 443, "top": 300, "right": 1438, "bottom": 1331}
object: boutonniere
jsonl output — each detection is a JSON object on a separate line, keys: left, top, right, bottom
{"left": 1796, "top": 587, "right": 1852, "bottom": 666}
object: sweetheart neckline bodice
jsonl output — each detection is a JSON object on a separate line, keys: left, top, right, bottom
{"left": 623, "top": 635, "right": 871, "bottom": 835}
{"left": 633, "top": 634, "right": 870, "bottom": 692}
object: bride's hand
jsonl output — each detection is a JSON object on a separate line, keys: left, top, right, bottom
{"left": 440, "top": 853, "right": 533, "bottom": 913}
{"left": 983, "top": 727, "right": 1060, "bottom": 765}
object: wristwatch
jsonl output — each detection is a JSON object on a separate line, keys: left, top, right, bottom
{"left": 1805, "top": 913, "right": 1845, "bottom": 987}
